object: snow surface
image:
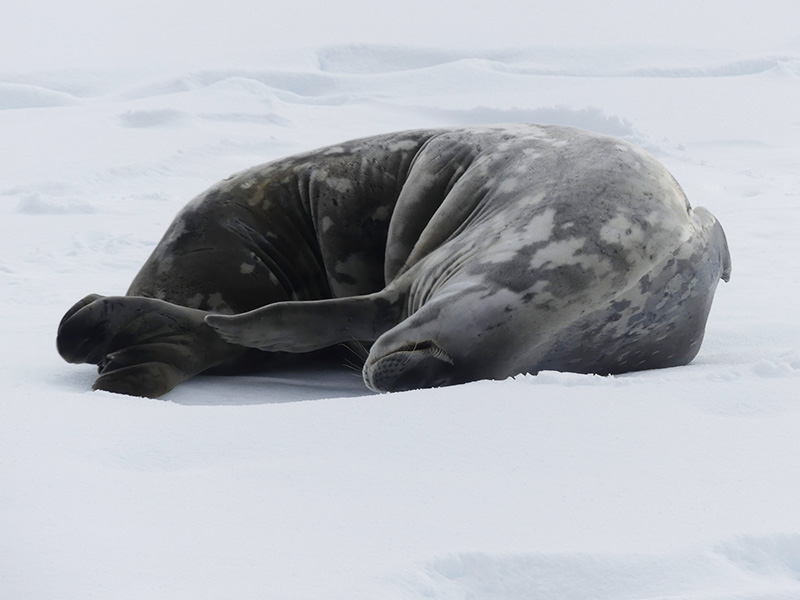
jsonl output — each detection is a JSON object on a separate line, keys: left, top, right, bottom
{"left": 2, "top": 1, "right": 800, "bottom": 598}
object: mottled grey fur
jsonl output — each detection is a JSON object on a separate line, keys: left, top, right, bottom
{"left": 57, "top": 125, "right": 730, "bottom": 398}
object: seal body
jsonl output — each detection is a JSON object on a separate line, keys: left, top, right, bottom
{"left": 57, "top": 125, "right": 731, "bottom": 397}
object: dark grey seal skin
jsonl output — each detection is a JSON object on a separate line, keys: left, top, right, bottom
{"left": 57, "top": 125, "right": 731, "bottom": 398}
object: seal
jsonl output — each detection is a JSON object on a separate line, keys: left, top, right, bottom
{"left": 57, "top": 124, "right": 731, "bottom": 398}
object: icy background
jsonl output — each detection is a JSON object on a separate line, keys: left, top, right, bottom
{"left": 2, "top": 1, "right": 800, "bottom": 598}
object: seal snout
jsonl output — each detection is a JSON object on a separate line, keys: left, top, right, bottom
{"left": 363, "top": 340, "right": 456, "bottom": 393}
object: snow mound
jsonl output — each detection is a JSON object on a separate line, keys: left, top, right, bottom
{"left": 117, "top": 108, "right": 189, "bottom": 128}
{"left": 14, "top": 193, "right": 96, "bottom": 215}
{"left": 314, "top": 43, "right": 800, "bottom": 79}
{"left": 751, "top": 351, "right": 800, "bottom": 378}
{"left": 0, "top": 82, "right": 79, "bottom": 109}
{"left": 421, "top": 106, "right": 638, "bottom": 140}
{"left": 119, "top": 69, "right": 341, "bottom": 100}
{"left": 317, "top": 45, "right": 494, "bottom": 74}
{"left": 403, "top": 538, "right": 800, "bottom": 600}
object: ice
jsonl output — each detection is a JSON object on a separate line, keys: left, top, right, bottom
{"left": 2, "top": 2, "right": 800, "bottom": 599}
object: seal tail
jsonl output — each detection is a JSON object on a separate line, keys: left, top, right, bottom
{"left": 693, "top": 206, "right": 731, "bottom": 282}
{"left": 716, "top": 220, "right": 732, "bottom": 283}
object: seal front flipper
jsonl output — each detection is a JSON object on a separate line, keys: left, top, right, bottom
{"left": 205, "top": 289, "right": 405, "bottom": 353}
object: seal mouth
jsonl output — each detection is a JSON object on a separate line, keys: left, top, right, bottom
{"left": 384, "top": 340, "right": 454, "bottom": 365}
{"left": 363, "top": 339, "right": 455, "bottom": 393}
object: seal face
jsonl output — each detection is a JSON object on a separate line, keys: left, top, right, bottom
{"left": 57, "top": 124, "right": 731, "bottom": 398}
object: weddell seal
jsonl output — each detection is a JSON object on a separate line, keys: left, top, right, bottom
{"left": 57, "top": 124, "right": 731, "bottom": 398}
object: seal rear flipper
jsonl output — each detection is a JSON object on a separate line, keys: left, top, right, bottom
{"left": 57, "top": 295, "right": 135, "bottom": 365}
{"left": 57, "top": 295, "right": 245, "bottom": 397}
{"left": 57, "top": 296, "right": 208, "bottom": 365}
{"left": 713, "top": 217, "right": 732, "bottom": 283}
{"left": 93, "top": 362, "right": 186, "bottom": 399}
{"left": 92, "top": 336, "right": 241, "bottom": 399}
{"left": 58, "top": 294, "right": 105, "bottom": 334}
{"left": 692, "top": 206, "right": 731, "bottom": 283}
{"left": 206, "top": 289, "right": 405, "bottom": 353}
{"left": 57, "top": 294, "right": 110, "bottom": 363}
{"left": 98, "top": 339, "right": 228, "bottom": 375}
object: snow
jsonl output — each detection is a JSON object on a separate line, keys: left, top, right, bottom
{"left": 2, "top": 1, "right": 800, "bottom": 598}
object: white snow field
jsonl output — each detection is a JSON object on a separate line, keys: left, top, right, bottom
{"left": 2, "top": 1, "right": 800, "bottom": 599}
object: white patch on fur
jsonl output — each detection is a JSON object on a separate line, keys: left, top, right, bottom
{"left": 208, "top": 293, "right": 226, "bottom": 311}
{"left": 600, "top": 212, "right": 646, "bottom": 247}
{"left": 529, "top": 238, "right": 587, "bottom": 269}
